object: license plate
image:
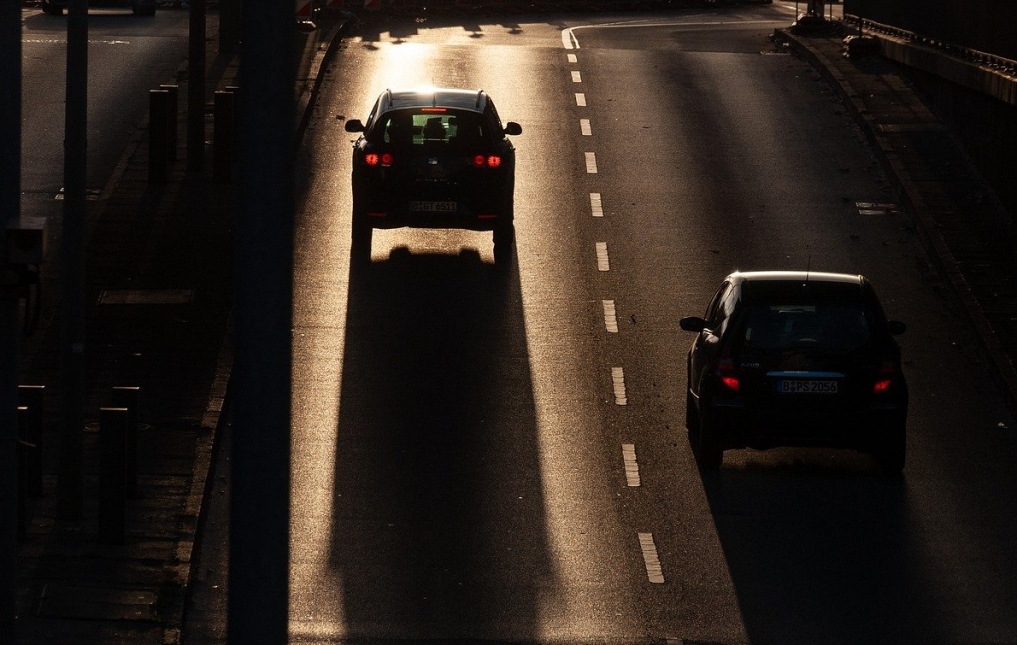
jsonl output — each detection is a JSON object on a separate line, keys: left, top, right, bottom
{"left": 410, "top": 201, "right": 457, "bottom": 212}
{"left": 779, "top": 379, "right": 838, "bottom": 394}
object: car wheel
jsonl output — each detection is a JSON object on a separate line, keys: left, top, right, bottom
{"left": 875, "top": 425, "right": 906, "bottom": 475}
{"left": 493, "top": 223, "right": 515, "bottom": 269}
{"left": 695, "top": 404, "right": 724, "bottom": 470}
{"left": 351, "top": 216, "right": 372, "bottom": 266}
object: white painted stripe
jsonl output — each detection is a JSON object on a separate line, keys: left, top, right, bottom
{"left": 567, "top": 53, "right": 577, "bottom": 63}
{"left": 638, "top": 532, "right": 665, "bottom": 583}
{"left": 571, "top": 70, "right": 582, "bottom": 83}
{"left": 596, "top": 242, "right": 610, "bottom": 272}
{"left": 585, "top": 152, "right": 598, "bottom": 174}
{"left": 612, "top": 366, "right": 627, "bottom": 405}
{"left": 575, "top": 92, "right": 587, "bottom": 107}
{"left": 561, "top": 27, "right": 580, "bottom": 50}
{"left": 622, "top": 444, "right": 640, "bottom": 486}
{"left": 580, "top": 119, "right": 592, "bottom": 136}
{"left": 602, "top": 299, "right": 618, "bottom": 332}
{"left": 589, "top": 192, "right": 603, "bottom": 217}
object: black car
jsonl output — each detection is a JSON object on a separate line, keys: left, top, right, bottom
{"left": 344, "top": 88, "right": 522, "bottom": 266}
{"left": 679, "top": 271, "right": 908, "bottom": 472}
{"left": 41, "top": 0, "right": 157, "bottom": 15}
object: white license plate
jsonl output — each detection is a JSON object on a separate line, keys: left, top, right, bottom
{"left": 410, "top": 201, "right": 457, "bottom": 212}
{"left": 779, "top": 379, "right": 838, "bottom": 394}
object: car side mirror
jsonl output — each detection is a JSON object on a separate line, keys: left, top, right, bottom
{"left": 503, "top": 122, "right": 522, "bottom": 136}
{"left": 888, "top": 320, "right": 906, "bottom": 335}
{"left": 344, "top": 119, "right": 365, "bottom": 133}
{"left": 680, "top": 316, "right": 707, "bottom": 333}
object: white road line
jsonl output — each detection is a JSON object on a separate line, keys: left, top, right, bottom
{"left": 571, "top": 70, "right": 582, "bottom": 83}
{"left": 575, "top": 92, "right": 587, "bottom": 107}
{"left": 585, "top": 152, "right": 598, "bottom": 174}
{"left": 602, "top": 299, "right": 618, "bottom": 332}
{"left": 622, "top": 444, "right": 640, "bottom": 486}
{"left": 561, "top": 27, "right": 580, "bottom": 50}
{"left": 596, "top": 242, "right": 610, "bottom": 271}
{"left": 567, "top": 53, "right": 578, "bottom": 63}
{"left": 638, "top": 533, "right": 665, "bottom": 583}
{"left": 580, "top": 119, "right": 592, "bottom": 136}
{"left": 612, "top": 367, "right": 627, "bottom": 405}
{"left": 589, "top": 192, "right": 603, "bottom": 218}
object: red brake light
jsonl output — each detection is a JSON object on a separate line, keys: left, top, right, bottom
{"left": 473, "top": 155, "right": 502, "bottom": 168}
{"left": 381, "top": 152, "right": 394, "bottom": 167}
{"left": 421, "top": 107, "right": 447, "bottom": 113}
{"left": 365, "top": 153, "right": 379, "bottom": 166}
{"left": 874, "top": 361, "right": 897, "bottom": 394}
{"left": 715, "top": 358, "right": 740, "bottom": 393}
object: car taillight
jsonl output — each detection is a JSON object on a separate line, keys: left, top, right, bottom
{"left": 472, "top": 155, "right": 501, "bottom": 168}
{"left": 715, "top": 357, "right": 740, "bottom": 393}
{"left": 874, "top": 360, "right": 898, "bottom": 394}
{"left": 365, "top": 152, "right": 394, "bottom": 167}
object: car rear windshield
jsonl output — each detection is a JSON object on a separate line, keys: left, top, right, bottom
{"left": 370, "top": 109, "right": 492, "bottom": 149}
{"left": 738, "top": 303, "right": 876, "bottom": 354}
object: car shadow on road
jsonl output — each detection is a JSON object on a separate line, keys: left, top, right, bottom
{"left": 327, "top": 246, "right": 555, "bottom": 639}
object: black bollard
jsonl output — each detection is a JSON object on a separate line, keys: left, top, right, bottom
{"left": 159, "top": 84, "right": 179, "bottom": 162}
{"left": 149, "top": 89, "right": 170, "bottom": 183}
{"left": 99, "top": 407, "right": 129, "bottom": 544}
{"left": 18, "top": 384, "right": 45, "bottom": 497}
{"left": 213, "top": 89, "right": 235, "bottom": 183}
{"left": 17, "top": 407, "right": 29, "bottom": 542}
{"left": 111, "top": 386, "right": 140, "bottom": 498}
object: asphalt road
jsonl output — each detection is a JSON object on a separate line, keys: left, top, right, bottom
{"left": 191, "top": 4, "right": 1017, "bottom": 644}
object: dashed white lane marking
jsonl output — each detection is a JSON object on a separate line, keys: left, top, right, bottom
{"left": 571, "top": 70, "right": 582, "bottom": 83}
{"left": 575, "top": 92, "right": 587, "bottom": 107}
{"left": 580, "top": 119, "right": 592, "bottom": 136}
{"left": 589, "top": 192, "right": 603, "bottom": 218}
{"left": 611, "top": 366, "right": 627, "bottom": 405}
{"left": 567, "top": 53, "right": 577, "bottom": 63}
{"left": 585, "top": 152, "right": 598, "bottom": 174}
{"left": 596, "top": 242, "right": 610, "bottom": 271}
{"left": 638, "top": 533, "right": 664, "bottom": 583}
{"left": 561, "top": 27, "right": 580, "bottom": 50}
{"left": 602, "top": 299, "right": 618, "bottom": 332}
{"left": 622, "top": 444, "right": 640, "bottom": 486}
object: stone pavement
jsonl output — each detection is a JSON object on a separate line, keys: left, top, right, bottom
{"left": 12, "top": 6, "right": 1016, "bottom": 645}
{"left": 13, "top": 9, "right": 349, "bottom": 645}
{"left": 776, "top": 22, "right": 1017, "bottom": 416}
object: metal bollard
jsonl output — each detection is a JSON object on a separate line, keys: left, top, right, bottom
{"left": 111, "top": 386, "right": 140, "bottom": 498}
{"left": 149, "top": 89, "right": 170, "bottom": 183}
{"left": 213, "top": 89, "right": 235, "bottom": 183}
{"left": 18, "top": 384, "right": 45, "bottom": 497}
{"left": 99, "top": 407, "right": 129, "bottom": 544}
{"left": 159, "top": 84, "right": 179, "bottom": 162}
{"left": 17, "top": 407, "right": 30, "bottom": 542}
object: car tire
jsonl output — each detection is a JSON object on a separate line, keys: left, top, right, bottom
{"left": 875, "top": 425, "right": 906, "bottom": 475}
{"left": 493, "top": 223, "right": 515, "bottom": 269}
{"left": 695, "top": 404, "right": 724, "bottom": 470}
{"left": 351, "top": 217, "right": 372, "bottom": 266}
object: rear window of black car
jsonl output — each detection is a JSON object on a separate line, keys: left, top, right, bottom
{"left": 370, "top": 109, "right": 491, "bottom": 148}
{"left": 739, "top": 303, "right": 875, "bottom": 354}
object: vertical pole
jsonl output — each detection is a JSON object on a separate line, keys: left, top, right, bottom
{"left": 18, "top": 385, "right": 45, "bottom": 497}
{"left": 187, "top": 0, "right": 207, "bottom": 172}
{"left": 214, "top": 90, "right": 235, "bottom": 183}
{"left": 0, "top": 0, "right": 23, "bottom": 634}
{"left": 229, "top": 0, "right": 293, "bottom": 640}
{"left": 149, "top": 89, "right": 170, "bottom": 183}
{"left": 98, "top": 407, "right": 128, "bottom": 544}
{"left": 59, "top": 0, "right": 88, "bottom": 522}
{"left": 111, "top": 386, "right": 140, "bottom": 498}
{"left": 159, "top": 84, "right": 179, "bottom": 162}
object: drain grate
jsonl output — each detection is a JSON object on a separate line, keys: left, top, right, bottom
{"left": 98, "top": 289, "right": 194, "bottom": 305}
{"left": 37, "top": 584, "right": 158, "bottom": 622}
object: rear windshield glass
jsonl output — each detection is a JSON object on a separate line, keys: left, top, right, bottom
{"left": 738, "top": 303, "right": 875, "bottom": 353}
{"left": 370, "top": 109, "right": 491, "bottom": 148}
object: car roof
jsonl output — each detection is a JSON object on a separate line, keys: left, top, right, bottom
{"left": 728, "top": 270, "right": 864, "bottom": 285}
{"left": 381, "top": 88, "right": 488, "bottom": 113}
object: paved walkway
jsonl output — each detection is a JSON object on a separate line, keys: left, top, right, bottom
{"left": 13, "top": 8, "right": 1016, "bottom": 645}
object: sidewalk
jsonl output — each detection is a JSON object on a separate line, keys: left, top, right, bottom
{"left": 14, "top": 9, "right": 349, "bottom": 645}
{"left": 775, "top": 23, "right": 1017, "bottom": 417}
